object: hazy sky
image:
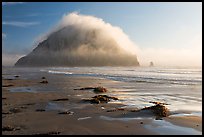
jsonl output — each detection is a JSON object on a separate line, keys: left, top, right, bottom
{"left": 2, "top": 2, "right": 202, "bottom": 67}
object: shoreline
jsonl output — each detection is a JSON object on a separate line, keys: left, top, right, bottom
{"left": 2, "top": 69, "right": 202, "bottom": 135}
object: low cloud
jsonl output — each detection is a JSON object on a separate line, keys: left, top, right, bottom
{"left": 137, "top": 33, "right": 202, "bottom": 68}
{"left": 138, "top": 47, "right": 201, "bottom": 67}
{"left": 16, "top": 12, "right": 140, "bottom": 66}
{"left": 138, "top": 34, "right": 202, "bottom": 67}
{"left": 2, "top": 53, "right": 25, "bottom": 66}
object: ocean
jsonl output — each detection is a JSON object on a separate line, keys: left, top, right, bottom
{"left": 3, "top": 66, "right": 202, "bottom": 115}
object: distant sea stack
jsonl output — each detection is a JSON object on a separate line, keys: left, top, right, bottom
{"left": 149, "top": 61, "right": 154, "bottom": 67}
{"left": 15, "top": 13, "right": 140, "bottom": 67}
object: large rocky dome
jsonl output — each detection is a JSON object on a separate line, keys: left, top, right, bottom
{"left": 15, "top": 13, "right": 140, "bottom": 67}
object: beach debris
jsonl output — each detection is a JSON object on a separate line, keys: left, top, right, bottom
{"left": 82, "top": 95, "right": 118, "bottom": 104}
{"left": 149, "top": 101, "right": 170, "bottom": 105}
{"left": 52, "top": 98, "right": 69, "bottom": 101}
{"left": 106, "top": 109, "right": 117, "bottom": 112}
{"left": 39, "top": 80, "right": 48, "bottom": 84}
{"left": 117, "top": 108, "right": 125, "bottom": 111}
{"left": 75, "top": 86, "right": 108, "bottom": 93}
{"left": 93, "top": 86, "right": 108, "bottom": 93}
{"left": 20, "top": 106, "right": 27, "bottom": 109}
{"left": 141, "top": 101, "right": 169, "bottom": 118}
{"left": 77, "top": 116, "right": 92, "bottom": 120}
{"left": 2, "top": 84, "right": 14, "bottom": 87}
{"left": 9, "top": 108, "right": 21, "bottom": 113}
{"left": 35, "top": 109, "right": 46, "bottom": 112}
{"left": 14, "top": 75, "right": 20, "bottom": 78}
{"left": 129, "top": 109, "right": 140, "bottom": 112}
{"left": 2, "top": 125, "right": 20, "bottom": 131}
{"left": 2, "top": 111, "right": 12, "bottom": 115}
{"left": 77, "top": 87, "right": 96, "bottom": 90}
{"left": 33, "top": 131, "right": 61, "bottom": 135}
{"left": 107, "top": 107, "right": 126, "bottom": 112}
{"left": 58, "top": 111, "right": 74, "bottom": 115}
{"left": 2, "top": 125, "right": 15, "bottom": 131}
{"left": 140, "top": 121, "right": 143, "bottom": 124}
{"left": 39, "top": 76, "right": 48, "bottom": 83}
{"left": 4, "top": 78, "right": 14, "bottom": 80}
{"left": 24, "top": 103, "right": 36, "bottom": 106}
{"left": 155, "top": 117, "right": 163, "bottom": 120}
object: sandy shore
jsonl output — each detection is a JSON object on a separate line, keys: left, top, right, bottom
{"left": 2, "top": 69, "right": 202, "bottom": 135}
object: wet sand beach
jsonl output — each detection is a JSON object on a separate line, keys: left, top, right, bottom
{"left": 2, "top": 67, "right": 202, "bottom": 135}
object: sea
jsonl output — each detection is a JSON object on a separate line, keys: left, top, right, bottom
{"left": 3, "top": 66, "right": 202, "bottom": 116}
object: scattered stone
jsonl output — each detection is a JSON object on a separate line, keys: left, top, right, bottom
{"left": 14, "top": 75, "right": 20, "bottom": 78}
{"left": 109, "top": 96, "right": 119, "bottom": 100}
{"left": 75, "top": 86, "right": 108, "bottom": 93}
{"left": 40, "top": 80, "right": 48, "bottom": 84}
{"left": 155, "top": 117, "right": 163, "bottom": 120}
{"left": 140, "top": 121, "right": 143, "bottom": 124}
{"left": 107, "top": 107, "right": 126, "bottom": 112}
{"left": 2, "top": 97, "right": 7, "bottom": 100}
{"left": 15, "top": 127, "right": 21, "bottom": 130}
{"left": 93, "top": 86, "right": 108, "bottom": 93}
{"left": 76, "top": 87, "right": 95, "bottom": 90}
{"left": 58, "top": 111, "right": 74, "bottom": 115}
{"left": 4, "top": 78, "right": 13, "bottom": 80}
{"left": 107, "top": 109, "right": 117, "bottom": 112}
{"left": 77, "top": 117, "right": 92, "bottom": 120}
{"left": 142, "top": 102, "right": 169, "bottom": 118}
{"left": 129, "top": 109, "right": 140, "bottom": 112}
{"left": 94, "top": 95, "right": 118, "bottom": 100}
{"left": 9, "top": 108, "right": 21, "bottom": 113}
{"left": 2, "top": 111, "right": 12, "bottom": 115}
{"left": 20, "top": 106, "right": 27, "bottom": 109}
{"left": 41, "top": 77, "right": 46, "bottom": 79}
{"left": 82, "top": 95, "right": 118, "bottom": 104}
{"left": 24, "top": 103, "right": 36, "bottom": 106}
{"left": 2, "top": 84, "right": 14, "bottom": 87}
{"left": 33, "top": 131, "right": 61, "bottom": 135}
{"left": 52, "top": 98, "right": 69, "bottom": 101}
{"left": 35, "top": 109, "right": 45, "bottom": 112}
{"left": 92, "top": 95, "right": 110, "bottom": 103}
{"left": 2, "top": 125, "right": 15, "bottom": 131}
{"left": 2, "top": 125, "right": 20, "bottom": 131}
{"left": 149, "top": 101, "right": 169, "bottom": 105}
{"left": 117, "top": 108, "right": 125, "bottom": 111}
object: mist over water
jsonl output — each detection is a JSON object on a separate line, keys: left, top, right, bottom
{"left": 15, "top": 12, "right": 140, "bottom": 67}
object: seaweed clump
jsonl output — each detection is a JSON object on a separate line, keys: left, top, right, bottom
{"left": 76, "top": 86, "right": 108, "bottom": 93}
{"left": 82, "top": 95, "right": 118, "bottom": 104}
{"left": 142, "top": 101, "right": 170, "bottom": 119}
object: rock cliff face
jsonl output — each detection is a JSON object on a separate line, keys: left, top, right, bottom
{"left": 15, "top": 13, "right": 140, "bottom": 67}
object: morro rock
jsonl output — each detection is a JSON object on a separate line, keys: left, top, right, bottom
{"left": 15, "top": 13, "right": 140, "bottom": 67}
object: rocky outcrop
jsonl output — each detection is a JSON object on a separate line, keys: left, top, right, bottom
{"left": 15, "top": 25, "right": 139, "bottom": 67}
